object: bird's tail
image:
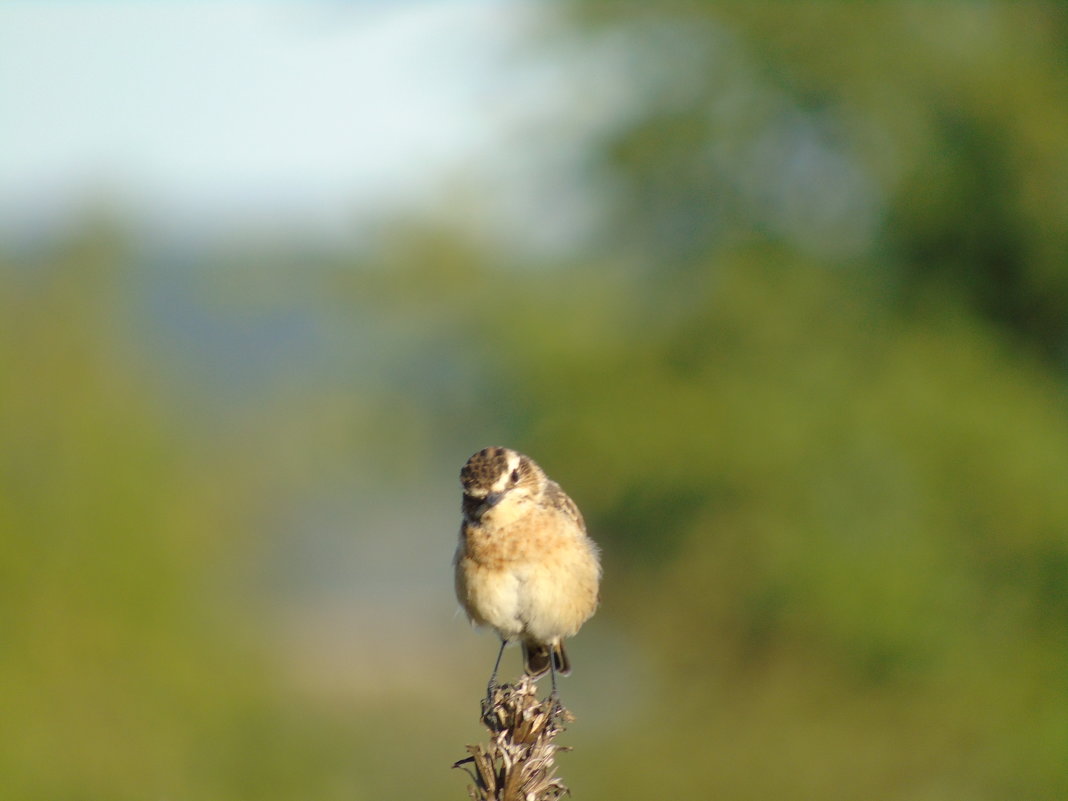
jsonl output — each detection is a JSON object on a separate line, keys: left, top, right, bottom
{"left": 523, "top": 640, "right": 571, "bottom": 678}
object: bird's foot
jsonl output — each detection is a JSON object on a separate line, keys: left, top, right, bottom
{"left": 547, "top": 688, "right": 566, "bottom": 719}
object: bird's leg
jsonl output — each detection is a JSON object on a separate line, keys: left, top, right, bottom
{"left": 548, "top": 650, "right": 564, "bottom": 716}
{"left": 486, "top": 639, "right": 507, "bottom": 700}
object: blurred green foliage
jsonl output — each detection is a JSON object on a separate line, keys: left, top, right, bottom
{"left": 571, "top": 4, "right": 1068, "bottom": 361}
{"left": 3, "top": 5, "right": 1068, "bottom": 800}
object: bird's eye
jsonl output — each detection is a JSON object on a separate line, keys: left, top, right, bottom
{"left": 510, "top": 469, "right": 520, "bottom": 483}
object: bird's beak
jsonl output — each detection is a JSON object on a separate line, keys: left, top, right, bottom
{"left": 483, "top": 491, "right": 505, "bottom": 509}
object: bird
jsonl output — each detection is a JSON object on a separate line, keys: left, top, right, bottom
{"left": 454, "top": 446, "right": 601, "bottom": 697}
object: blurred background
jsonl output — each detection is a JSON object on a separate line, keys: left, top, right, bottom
{"left": 3, "top": 2, "right": 1067, "bottom": 799}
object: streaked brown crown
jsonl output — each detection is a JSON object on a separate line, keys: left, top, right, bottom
{"left": 460, "top": 446, "right": 513, "bottom": 496}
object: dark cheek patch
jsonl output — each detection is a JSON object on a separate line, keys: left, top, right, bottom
{"left": 462, "top": 493, "right": 485, "bottom": 520}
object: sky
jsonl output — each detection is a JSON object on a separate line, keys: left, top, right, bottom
{"left": 0, "top": 1, "right": 551, "bottom": 241}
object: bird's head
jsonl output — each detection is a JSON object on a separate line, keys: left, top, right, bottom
{"left": 460, "top": 446, "right": 545, "bottom": 524}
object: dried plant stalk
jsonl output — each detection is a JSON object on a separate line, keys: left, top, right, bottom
{"left": 453, "top": 676, "right": 575, "bottom": 801}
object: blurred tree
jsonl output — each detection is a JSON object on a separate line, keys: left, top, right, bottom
{"left": 331, "top": 229, "right": 1068, "bottom": 797}
{"left": 0, "top": 228, "right": 274, "bottom": 800}
{"left": 0, "top": 229, "right": 446, "bottom": 801}
{"left": 566, "top": 4, "right": 1068, "bottom": 362}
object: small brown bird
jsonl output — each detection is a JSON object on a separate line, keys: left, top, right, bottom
{"left": 454, "top": 447, "right": 600, "bottom": 694}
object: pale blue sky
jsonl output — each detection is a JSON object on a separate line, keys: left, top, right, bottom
{"left": 0, "top": 1, "right": 551, "bottom": 239}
